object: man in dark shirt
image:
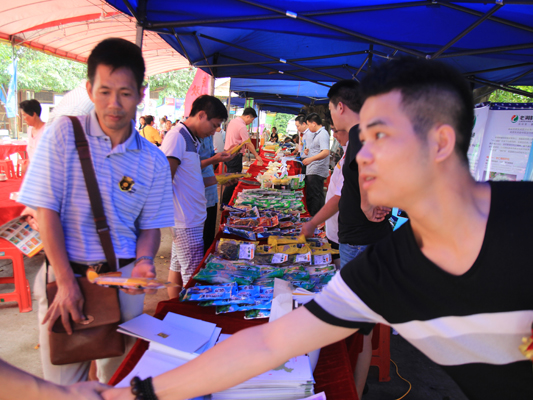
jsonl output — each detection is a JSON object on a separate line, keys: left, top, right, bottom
{"left": 103, "top": 58, "right": 533, "bottom": 400}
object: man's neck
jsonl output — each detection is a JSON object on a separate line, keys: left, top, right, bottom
{"left": 31, "top": 119, "right": 45, "bottom": 133}
{"left": 407, "top": 166, "right": 491, "bottom": 275}
{"left": 183, "top": 119, "right": 199, "bottom": 140}
{"left": 95, "top": 115, "right": 131, "bottom": 149}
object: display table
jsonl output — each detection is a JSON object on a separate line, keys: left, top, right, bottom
{"left": 0, "top": 179, "right": 24, "bottom": 226}
{"left": 108, "top": 299, "right": 360, "bottom": 400}
{"left": 0, "top": 142, "right": 27, "bottom": 160}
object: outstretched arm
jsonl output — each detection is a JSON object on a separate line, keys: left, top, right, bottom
{"left": 103, "top": 307, "right": 357, "bottom": 400}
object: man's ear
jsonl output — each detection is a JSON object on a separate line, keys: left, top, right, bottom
{"left": 86, "top": 80, "right": 94, "bottom": 102}
{"left": 433, "top": 124, "right": 456, "bottom": 163}
{"left": 337, "top": 101, "right": 345, "bottom": 115}
{"left": 138, "top": 85, "right": 147, "bottom": 105}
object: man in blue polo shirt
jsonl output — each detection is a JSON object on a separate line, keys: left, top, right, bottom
{"left": 18, "top": 38, "right": 174, "bottom": 385}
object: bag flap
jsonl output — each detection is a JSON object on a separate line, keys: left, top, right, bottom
{"left": 47, "top": 278, "right": 121, "bottom": 333}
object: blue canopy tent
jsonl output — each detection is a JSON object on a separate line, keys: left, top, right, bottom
{"left": 105, "top": 0, "right": 533, "bottom": 98}
{"left": 229, "top": 96, "right": 303, "bottom": 114}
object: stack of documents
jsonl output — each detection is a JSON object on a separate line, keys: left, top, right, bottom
{"left": 211, "top": 355, "right": 315, "bottom": 400}
{"left": 116, "top": 312, "right": 223, "bottom": 395}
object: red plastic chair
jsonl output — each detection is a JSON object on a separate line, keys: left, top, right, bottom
{"left": 0, "top": 242, "right": 33, "bottom": 312}
{"left": 16, "top": 159, "right": 30, "bottom": 178}
{"left": 370, "top": 323, "right": 391, "bottom": 381}
{"left": 0, "top": 160, "right": 16, "bottom": 179}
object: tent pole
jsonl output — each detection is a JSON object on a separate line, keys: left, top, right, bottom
{"left": 214, "top": 55, "right": 332, "bottom": 87}
{"left": 506, "top": 67, "right": 533, "bottom": 86}
{"left": 464, "top": 62, "right": 533, "bottom": 76}
{"left": 122, "top": 0, "right": 138, "bottom": 20}
{"left": 134, "top": 0, "right": 147, "bottom": 48}
{"left": 171, "top": 28, "right": 193, "bottom": 65}
{"left": 367, "top": 45, "right": 374, "bottom": 72}
{"left": 235, "top": 0, "right": 425, "bottom": 58}
{"left": 196, "top": 50, "right": 368, "bottom": 69}
{"left": 198, "top": 34, "right": 345, "bottom": 81}
{"left": 439, "top": 2, "right": 533, "bottom": 35}
{"left": 432, "top": 4, "right": 502, "bottom": 59}
{"left": 439, "top": 43, "right": 533, "bottom": 58}
{"left": 194, "top": 35, "right": 214, "bottom": 77}
{"left": 466, "top": 77, "right": 533, "bottom": 98}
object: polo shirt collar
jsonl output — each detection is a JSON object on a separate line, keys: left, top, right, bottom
{"left": 88, "top": 109, "right": 140, "bottom": 153}
{"left": 180, "top": 122, "right": 201, "bottom": 147}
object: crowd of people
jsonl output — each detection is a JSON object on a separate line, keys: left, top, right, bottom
{"left": 3, "top": 36, "right": 532, "bottom": 400}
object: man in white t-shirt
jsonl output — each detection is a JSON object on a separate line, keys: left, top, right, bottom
{"left": 20, "top": 99, "right": 46, "bottom": 161}
{"left": 161, "top": 95, "right": 232, "bottom": 298}
{"left": 301, "top": 124, "right": 348, "bottom": 267}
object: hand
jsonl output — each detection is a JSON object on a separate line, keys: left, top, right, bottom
{"left": 304, "top": 149, "right": 309, "bottom": 155}
{"left": 256, "top": 159, "right": 263, "bottom": 166}
{"left": 43, "top": 278, "right": 84, "bottom": 335}
{"left": 21, "top": 207, "right": 39, "bottom": 231}
{"left": 122, "top": 260, "right": 156, "bottom": 295}
{"left": 102, "top": 387, "right": 132, "bottom": 400}
{"left": 302, "top": 158, "right": 311, "bottom": 166}
{"left": 363, "top": 205, "right": 392, "bottom": 223}
{"left": 301, "top": 221, "right": 316, "bottom": 238}
{"left": 61, "top": 381, "right": 111, "bottom": 400}
{"left": 215, "top": 151, "right": 234, "bottom": 164}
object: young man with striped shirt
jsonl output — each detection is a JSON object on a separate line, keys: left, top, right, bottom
{"left": 18, "top": 38, "right": 174, "bottom": 386}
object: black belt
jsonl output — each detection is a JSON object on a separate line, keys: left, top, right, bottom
{"left": 46, "top": 257, "right": 136, "bottom": 276}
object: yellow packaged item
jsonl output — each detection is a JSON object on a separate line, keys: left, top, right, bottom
{"left": 268, "top": 234, "right": 307, "bottom": 247}
{"left": 216, "top": 173, "right": 252, "bottom": 185}
{"left": 276, "top": 243, "right": 312, "bottom": 255}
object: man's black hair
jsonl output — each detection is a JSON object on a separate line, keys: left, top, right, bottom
{"left": 144, "top": 115, "right": 154, "bottom": 125}
{"left": 359, "top": 57, "right": 474, "bottom": 163}
{"left": 306, "top": 113, "right": 323, "bottom": 125}
{"left": 242, "top": 107, "right": 258, "bottom": 118}
{"left": 87, "top": 38, "right": 145, "bottom": 91}
{"left": 327, "top": 80, "right": 361, "bottom": 113}
{"left": 272, "top": 127, "right": 277, "bottom": 132}
{"left": 295, "top": 116, "right": 307, "bottom": 125}
{"left": 190, "top": 95, "right": 228, "bottom": 120}
{"left": 19, "top": 99, "right": 41, "bottom": 117}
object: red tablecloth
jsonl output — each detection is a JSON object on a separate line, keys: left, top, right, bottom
{"left": 108, "top": 300, "right": 360, "bottom": 400}
{"left": 0, "top": 178, "right": 24, "bottom": 226}
{"left": 0, "top": 143, "right": 27, "bottom": 160}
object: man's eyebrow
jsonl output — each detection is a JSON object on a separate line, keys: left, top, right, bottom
{"left": 365, "top": 119, "right": 387, "bottom": 129}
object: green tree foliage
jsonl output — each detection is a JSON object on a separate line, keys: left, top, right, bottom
{"left": 273, "top": 113, "right": 294, "bottom": 136}
{"left": 489, "top": 86, "right": 533, "bottom": 103}
{"left": 0, "top": 42, "right": 86, "bottom": 92}
{"left": 148, "top": 68, "right": 196, "bottom": 101}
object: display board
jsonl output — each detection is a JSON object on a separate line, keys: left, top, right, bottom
{"left": 470, "top": 103, "right": 533, "bottom": 182}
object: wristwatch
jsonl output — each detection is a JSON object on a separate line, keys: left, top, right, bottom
{"left": 134, "top": 256, "right": 154, "bottom": 266}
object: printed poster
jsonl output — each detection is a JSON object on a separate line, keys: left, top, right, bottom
{"left": 473, "top": 106, "right": 533, "bottom": 182}
{"left": 467, "top": 104, "right": 490, "bottom": 176}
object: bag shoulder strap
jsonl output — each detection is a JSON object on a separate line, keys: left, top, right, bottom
{"left": 68, "top": 116, "right": 117, "bottom": 272}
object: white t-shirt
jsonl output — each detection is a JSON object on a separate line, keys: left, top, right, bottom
{"left": 27, "top": 124, "right": 46, "bottom": 161}
{"left": 161, "top": 122, "right": 207, "bottom": 228}
{"left": 325, "top": 143, "right": 347, "bottom": 244}
{"left": 213, "top": 129, "right": 225, "bottom": 153}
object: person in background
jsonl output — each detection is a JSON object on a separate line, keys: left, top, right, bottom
{"left": 328, "top": 79, "right": 392, "bottom": 398}
{"left": 162, "top": 120, "right": 172, "bottom": 141}
{"left": 301, "top": 123, "right": 349, "bottom": 269}
{"left": 302, "top": 113, "right": 330, "bottom": 216}
{"left": 0, "top": 357, "right": 108, "bottom": 400}
{"left": 221, "top": 108, "right": 263, "bottom": 205}
{"left": 20, "top": 99, "right": 45, "bottom": 161}
{"left": 140, "top": 115, "right": 162, "bottom": 146}
{"left": 199, "top": 134, "right": 234, "bottom": 254}
{"left": 213, "top": 126, "right": 225, "bottom": 154}
{"left": 138, "top": 116, "right": 145, "bottom": 131}
{"left": 295, "top": 115, "right": 310, "bottom": 174}
{"left": 161, "top": 95, "right": 229, "bottom": 299}
{"left": 270, "top": 126, "right": 279, "bottom": 142}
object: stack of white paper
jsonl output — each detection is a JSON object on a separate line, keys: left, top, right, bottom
{"left": 211, "top": 355, "right": 315, "bottom": 400}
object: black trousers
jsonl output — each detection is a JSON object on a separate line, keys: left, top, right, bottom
{"left": 203, "top": 204, "right": 218, "bottom": 254}
{"left": 222, "top": 153, "right": 243, "bottom": 205}
{"left": 305, "top": 174, "right": 325, "bottom": 216}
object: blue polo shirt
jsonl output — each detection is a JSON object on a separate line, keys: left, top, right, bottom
{"left": 199, "top": 136, "right": 218, "bottom": 208}
{"left": 18, "top": 110, "right": 174, "bottom": 263}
